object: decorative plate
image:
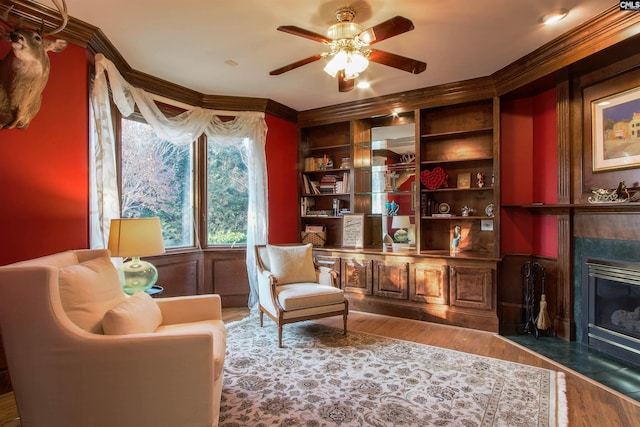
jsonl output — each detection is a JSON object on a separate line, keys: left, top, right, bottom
{"left": 439, "top": 202, "right": 451, "bottom": 214}
{"left": 485, "top": 203, "right": 494, "bottom": 217}
{"left": 420, "top": 167, "right": 449, "bottom": 190}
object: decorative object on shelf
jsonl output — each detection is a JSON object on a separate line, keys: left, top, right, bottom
{"left": 451, "top": 224, "right": 462, "bottom": 254}
{"left": 457, "top": 172, "right": 471, "bottom": 189}
{"left": 332, "top": 198, "right": 340, "bottom": 216}
{"left": 588, "top": 181, "right": 640, "bottom": 203}
{"left": 384, "top": 170, "right": 398, "bottom": 191}
{"left": 342, "top": 214, "right": 365, "bottom": 248}
{"left": 591, "top": 85, "right": 640, "bottom": 171}
{"left": 400, "top": 153, "right": 416, "bottom": 163}
{"left": 461, "top": 205, "right": 472, "bottom": 217}
{"left": 485, "top": 203, "right": 495, "bottom": 217}
{"left": 391, "top": 215, "right": 411, "bottom": 243}
{"left": 301, "top": 224, "right": 327, "bottom": 247}
{"left": 477, "top": 172, "right": 485, "bottom": 188}
{"left": 382, "top": 233, "right": 394, "bottom": 247}
{"left": 108, "top": 217, "right": 165, "bottom": 295}
{"left": 438, "top": 202, "right": 450, "bottom": 214}
{"left": 339, "top": 157, "right": 351, "bottom": 169}
{"left": 385, "top": 200, "right": 399, "bottom": 216}
{"left": 420, "top": 167, "right": 448, "bottom": 190}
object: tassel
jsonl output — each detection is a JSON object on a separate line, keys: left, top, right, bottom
{"left": 536, "top": 294, "right": 552, "bottom": 330}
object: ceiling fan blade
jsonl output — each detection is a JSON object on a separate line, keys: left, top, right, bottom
{"left": 338, "top": 70, "right": 355, "bottom": 92}
{"left": 277, "top": 26, "right": 331, "bottom": 43}
{"left": 361, "top": 16, "right": 415, "bottom": 45}
{"left": 369, "top": 49, "right": 427, "bottom": 74}
{"left": 269, "top": 54, "right": 324, "bottom": 76}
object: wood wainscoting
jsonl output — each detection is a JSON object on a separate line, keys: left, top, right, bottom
{"left": 149, "top": 248, "right": 250, "bottom": 307}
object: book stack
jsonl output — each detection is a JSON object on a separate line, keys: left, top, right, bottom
{"left": 319, "top": 175, "right": 338, "bottom": 193}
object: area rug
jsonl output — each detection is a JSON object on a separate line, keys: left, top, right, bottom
{"left": 219, "top": 316, "right": 567, "bottom": 427}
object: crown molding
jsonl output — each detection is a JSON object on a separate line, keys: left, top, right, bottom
{"left": 492, "top": 5, "right": 640, "bottom": 95}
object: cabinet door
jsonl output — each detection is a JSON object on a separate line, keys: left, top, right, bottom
{"left": 449, "top": 265, "right": 494, "bottom": 310}
{"left": 341, "top": 257, "right": 372, "bottom": 295}
{"left": 412, "top": 262, "right": 449, "bottom": 304}
{"left": 373, "top": 259, "right": 409, "bottom": 299}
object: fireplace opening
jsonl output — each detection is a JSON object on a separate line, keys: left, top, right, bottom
{"left": 583, "top": 259, "right": 640, "bottom": 367}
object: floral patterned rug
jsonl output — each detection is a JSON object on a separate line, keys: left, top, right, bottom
{"left": 219, "top": 316, "right": 567, "bottom": 427}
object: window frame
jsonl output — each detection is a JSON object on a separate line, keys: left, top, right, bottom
{"left": 115, "top": 107, "right": 248, "bottom": 252}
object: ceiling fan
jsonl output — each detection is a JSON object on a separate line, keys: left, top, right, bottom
{"left": 269, "top": 7, "right": 427, "bottom": 92}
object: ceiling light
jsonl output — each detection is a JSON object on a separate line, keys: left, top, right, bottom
{"left": 542, "top": 9, "right": 568, "bottom": 25}
{"left": 322, "top": 7, "right": 371, "bottom": 80}
{"left": 357, "top": 81, "right": 370, "bottom": 89}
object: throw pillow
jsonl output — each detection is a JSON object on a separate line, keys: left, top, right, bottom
{"left": 103, "top": 291, "right": 163, "bottom": 335}
{"left": 266, "top": 244, "right": 317, "bottom": 285}
{"left": 58, "top": 256, "right": 127, "bottom": 334}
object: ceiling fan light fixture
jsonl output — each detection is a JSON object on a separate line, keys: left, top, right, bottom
{"left": 324, "top": 50, "right": 348, "bottom": 77}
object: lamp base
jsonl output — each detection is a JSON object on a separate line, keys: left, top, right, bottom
{"left": 119, "top": 256, "right": 158, "bottom": 295}
{"left": 393, "top": 228, "right": 409, "bottom": 243}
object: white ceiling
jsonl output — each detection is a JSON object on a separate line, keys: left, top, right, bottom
{"left": 57, "top": 0, "right": 614, "bottom": 111}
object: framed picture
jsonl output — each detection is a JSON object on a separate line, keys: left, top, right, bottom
{"left": 457, "top": 172, "right": 471, "bottom": 189}
{"left": 341, "top": 214, "right": 364, "bottom": 248}
{"left": 592, "top": 85, "right": 640, "bottom": 171}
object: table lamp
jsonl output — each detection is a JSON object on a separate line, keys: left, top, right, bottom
{"left": 391, "top": 215, "right": 411, "bottom": 244}
{"left": 108, "top": 217, "right": 165, "bottom": 295}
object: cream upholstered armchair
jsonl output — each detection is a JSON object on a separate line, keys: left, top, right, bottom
{"left": 255, "top": 243, "right": 348, "bottom": 347}
{"left": 0, "top": 249, "right": 226, "bottom": 427}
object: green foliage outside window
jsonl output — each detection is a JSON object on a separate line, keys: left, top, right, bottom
{"left": 120, "top": 118, "right": 249, "bottom": 248}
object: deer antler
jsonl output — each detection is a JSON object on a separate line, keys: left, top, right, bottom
{"left": 0, "top": 5, "right": 15, "bottom": 31}
{"left": 43, "top": 0, "right": 68, "bottom": 36}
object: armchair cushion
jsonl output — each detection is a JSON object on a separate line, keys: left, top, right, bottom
{"left": 103, "top": 291, "right": 163, "bottom": 335}
{"left": 266, "top": 243, "right": 317, "bottom": 285}
{"left": 277, "top": 283, "right": 345, "bottom": 311}
{"left": 58, "top": 256, "right": 126, "bottom": 334}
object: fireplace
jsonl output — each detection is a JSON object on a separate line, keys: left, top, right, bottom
{"left": 583, "top": 258, "right": 640, "bottom": 367}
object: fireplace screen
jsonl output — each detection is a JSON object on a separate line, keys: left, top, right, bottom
{"left": 585, "top": 259, "right": 640, "bottom": 367}
{"left": 593, "top": 275, "right": 640, "bottom": 340}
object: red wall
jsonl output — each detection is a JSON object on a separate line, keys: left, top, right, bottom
{"left": 0, "top": 42, "right": 299, "bottom": 265}
{"left": 500, "top": 88, "right": 558, "bottom": 257}
{"left": 265, "top": 114, "right": 299, "bottom": 243}
{"left": 0, "top": 44, "right": 89, "bottom": 265}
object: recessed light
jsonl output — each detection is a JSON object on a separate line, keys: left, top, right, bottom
{"left": 542, "top": 8, "right": 568, "bottom": 25}
{"left": 357, "top": 81, "right": 370, "bottom": 89}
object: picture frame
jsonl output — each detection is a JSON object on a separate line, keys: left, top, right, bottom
{"left": 341, "top": 213, "right": 364, "bottom": 248}
{"left": 592, "top": 85, "right": 640, "bottom": 171}
{"left": 457, "top": 172, "right": 471, "bottom": 189}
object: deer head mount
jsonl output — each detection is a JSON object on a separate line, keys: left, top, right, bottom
{"left": 0, "top": 0, "right": 68, "bottom": 130}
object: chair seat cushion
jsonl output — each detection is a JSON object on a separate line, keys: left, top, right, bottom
{"left": 277, "top": 283, "right": 345, "bottom": 311}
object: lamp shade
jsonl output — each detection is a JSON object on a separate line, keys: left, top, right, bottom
{"left": 391, "top": 215, "right": 411, "bottom": 229}
{"left": 108, "top": 217, "right": 165, "bottom": 257}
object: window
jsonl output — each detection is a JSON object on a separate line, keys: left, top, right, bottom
{"left": 120, "top": 118, "right": 194, "bottom": 248}
{"left": 120, "top": 117, "right": 249, "bottom": 249}
{"left": 207, "top": 139, "right": 249, "bottom": 245}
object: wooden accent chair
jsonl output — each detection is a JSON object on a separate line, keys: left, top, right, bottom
{"left": 0, "top": 249, "right": 226, "bottom": 427}
{"left": 255, "top": 244, "right": 348, "bottom": 347}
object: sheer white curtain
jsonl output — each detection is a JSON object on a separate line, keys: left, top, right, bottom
{"left": 90, "top": 53, "right": 268, "bottom": 307}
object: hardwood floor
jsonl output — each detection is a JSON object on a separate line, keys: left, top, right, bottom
{"left": 1, "top": 308, "right": 638, "bottom": 426}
